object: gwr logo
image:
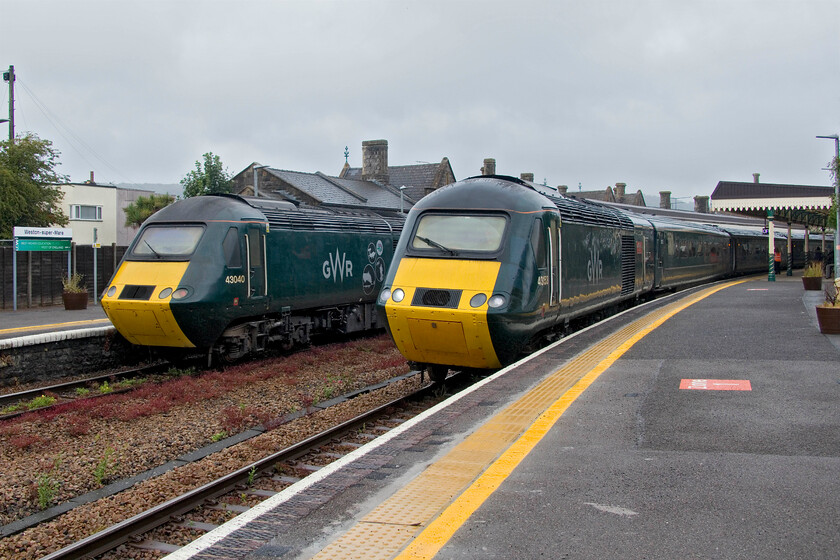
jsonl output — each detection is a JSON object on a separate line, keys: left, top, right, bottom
{"left": 587, "top": 246, "right": 603, "bottom": 283}
{"left": 323, "top": 249, "right": 354, "bottom": 282}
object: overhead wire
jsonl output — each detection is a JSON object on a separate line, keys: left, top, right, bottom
{"left": 16, "top": 78, "right": 134, "bottom": 183}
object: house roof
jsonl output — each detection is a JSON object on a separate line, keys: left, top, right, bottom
{"left": 263, "top": 169, "right": 410, "bottom": 212}
{"left": 341, "top": 160, "right": 452, "bottom": 202}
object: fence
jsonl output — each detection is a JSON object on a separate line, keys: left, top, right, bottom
{"left": 0, "top": 241, "right": 127, "bottom": 309}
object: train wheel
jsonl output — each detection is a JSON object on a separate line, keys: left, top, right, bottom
{"left": 428, "top": 365, "right": 449, "bottom": 384}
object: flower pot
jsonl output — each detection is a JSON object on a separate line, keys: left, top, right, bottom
{"left": 816, "top": 305, "right": 840, "bottom": 334}
{"left": 62, "top": 292, "right": 89, "bottom": 310}
{"left": 802, "top": 276, "right": 823, "bottom": 291}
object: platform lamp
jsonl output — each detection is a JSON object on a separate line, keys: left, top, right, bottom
{"left": 817, "top": 134, "right": 840, "bottom": 281}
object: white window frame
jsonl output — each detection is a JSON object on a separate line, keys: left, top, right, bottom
{"left": 70, "top": 204, "right": 103, "bottom": 221}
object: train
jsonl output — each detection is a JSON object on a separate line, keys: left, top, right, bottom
{"left": 101, "top": 194, "right": 403, "bottom": 363}
{"left": 377, "top": 175, "right": 816, "bottom": 382}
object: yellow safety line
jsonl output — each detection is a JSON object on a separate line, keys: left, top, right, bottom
{"left": 0, "top": 318, "right": 111, "bottom": 335}
{"left": 309, "top": 279, "right": 748, "bottom": 559}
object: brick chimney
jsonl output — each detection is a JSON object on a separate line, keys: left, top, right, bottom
{"left": 520, "top": 172, "right": 534, "bottom": 182}
{"left": 614, "top": 182, "right": 626, "bottom": 202}
{"left": 558, "top": 185, "right": 568, "bottom": 195}
{"left": 694, "top": 195, "right": 710, "bottom": 213}
{"left": 481, "top": 158, "right": 496, "bottom": 175}
{"left": 659, "top": 191, "right": 671, "bottom": 209}
{"left": 361, "top": 139, "right": 389, "bottom": 182}
{"left": 753, "top": 173, "right": 760, "bottom": 183}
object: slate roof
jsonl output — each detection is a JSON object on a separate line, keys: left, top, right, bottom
{"left": 712, "top": 181, "right": 833, "bottom": 200}
{"left": 261, "top": 169, "right": 409, "bottom": 212}
{"left": 341, "top": 161, "right": 452, "bottom": 202}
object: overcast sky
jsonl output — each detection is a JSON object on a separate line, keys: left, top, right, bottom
{"left": 2, "top": 0, "right": 839, "bottom": 206}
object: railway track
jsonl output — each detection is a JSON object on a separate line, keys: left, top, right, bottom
{"left": 39, "top": 371, "right": 462, "bottom": 560}
{"left": 0, "top": 363, "right": 173, "bottom": 419}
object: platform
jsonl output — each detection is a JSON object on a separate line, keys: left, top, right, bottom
{"left": 0, "top": 303, "right": 111, "bottom": 342}
{"left": 113, "top": 276, "right": 840, "bottom": 558}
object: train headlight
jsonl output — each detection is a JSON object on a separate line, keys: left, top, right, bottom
{"left": 106, "top": 286, "right": 116, "bottom": 297}
{"left": 487, "top": 294, "right": 507, "bottom": 308}
{"left": 158, "top": 287, "right": 173, "bottom": 299}
{"left": 392, "top": 288, "right": 405, "bottom": 303}
{"left": 171, "top": 288, "right": 190, "bottom": 300}
{"left": 469, "top": 293, "right": 487, "bottom": 308}
{"left": 379, "top": 288, "right": 391, "bottom": 304}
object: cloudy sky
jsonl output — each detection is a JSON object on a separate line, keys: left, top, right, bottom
{"left": 2, "top": 0, "right": 838, "bottom": 206}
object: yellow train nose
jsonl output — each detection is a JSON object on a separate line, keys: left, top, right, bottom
{"left": 384, "top": 258, "right": 502, "bottom": 369}
{"left": 101, "top": 262, "right": 195, "bottom": 347}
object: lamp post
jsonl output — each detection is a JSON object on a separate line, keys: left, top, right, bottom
{"left": 3, "top": 65, "right": 13, "bottom": 142}
{"left": 817, "top": 134, "right": 840, "bottom": 281}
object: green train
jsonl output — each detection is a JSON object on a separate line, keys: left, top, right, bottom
{"left": 101, "top": 194, "right": 403, "bottom": 363}
{"left": 378, "top": 175, "right": 796, "bottom": 382}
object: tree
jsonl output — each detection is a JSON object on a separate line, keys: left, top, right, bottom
{"left": 124, "top": 193, "right": 176, "bottom": 227}
{"left": 181, "top": 152, "right": 233, "bottom": 198}
{"left": 0, "top": 133, "right": 68, "bottom": 238}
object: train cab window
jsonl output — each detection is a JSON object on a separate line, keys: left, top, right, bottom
{"left": 411, "top": 214, "right": 506, "bottom": 254}
{"left": 131, "top": 226, "right": 204, "bottom": 259}
{"left": 223, "top": 228, "right": 242, "bottom": 268}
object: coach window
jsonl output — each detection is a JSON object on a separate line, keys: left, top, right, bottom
{"left": 223, "top": 227, "right": 242, "bottom": 268}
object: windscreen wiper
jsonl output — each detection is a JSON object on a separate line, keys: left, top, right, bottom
{"left": 415, "top": 235, "right": 458, "bottom": 256}
{"left": 144, "top": 240, "right": 162, "bottom": 259}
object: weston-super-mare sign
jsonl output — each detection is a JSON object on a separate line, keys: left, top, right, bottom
{"left": 12, "top": 227, "right": 73, "bottom": 251}
{"left": 13, "top": 226, "right": 73, "bottom": 238}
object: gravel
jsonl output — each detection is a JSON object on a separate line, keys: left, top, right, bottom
{"left": 0, "top": 335, "right": 415, "bottom": 559}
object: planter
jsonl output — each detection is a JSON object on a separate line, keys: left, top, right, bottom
{"left": 816, "top": 305, "right": 840, "bottom": 334}
{"left": 62, "top": 291, "right": 89, "bottom": 310}
{"left": 802, "top": 276, "right": 823, "bottom": 291}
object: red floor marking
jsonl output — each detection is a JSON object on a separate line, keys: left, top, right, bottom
{"left": 680, "top": 379, "right": 752, "bottom": 391}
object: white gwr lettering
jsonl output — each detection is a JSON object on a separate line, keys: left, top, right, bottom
{"left": 323, "top": 249, "right": 354, "bottom": 282}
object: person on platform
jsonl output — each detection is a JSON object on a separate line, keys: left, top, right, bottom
{"left": 774, "top": 247, "right": 782, "bottom": 274}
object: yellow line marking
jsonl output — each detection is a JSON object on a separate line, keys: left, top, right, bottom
{"left": 310, "top": 279, "right": 748, "bottom": 559}
{"left": 0, "top": 318, "right": 111, "bottom": 335}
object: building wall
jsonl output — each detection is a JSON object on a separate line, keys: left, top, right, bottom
{"left": 116, "top": 187, "right": 156, "bottom": 245}
{"left": 58, "top": 183, "right": 155, "bottom": 246}
{"left": 60, "top": 183, "right": 117, "bottom": 245}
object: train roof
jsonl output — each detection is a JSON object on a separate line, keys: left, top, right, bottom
{"left": 419, "top": 176, "right": 635, "bottom": 230}
{"left": 145, "top": 194, "right": 403, "bottom": 235}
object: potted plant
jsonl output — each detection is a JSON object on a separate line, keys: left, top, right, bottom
{"left": 816, "top": 278, "right": 840, "bottom": 334}
{"left": 62, "top": 272, "right": 89, "bottom": 310}
{"left": 802, "top": 262, "right": 824, "bottom": 291}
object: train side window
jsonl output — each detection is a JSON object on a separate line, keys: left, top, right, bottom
{"left": 223, "top": 228, "right": 242, "bottom": 268}
{"left": 530, "top": 219, "right": 547, "bottom": 268}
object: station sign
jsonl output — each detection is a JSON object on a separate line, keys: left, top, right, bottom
{"left": 13, "top": 227, "right": 72, "bottom": 239}
{"left": 14, "top": 238, "right": 72, "bottom": 251}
